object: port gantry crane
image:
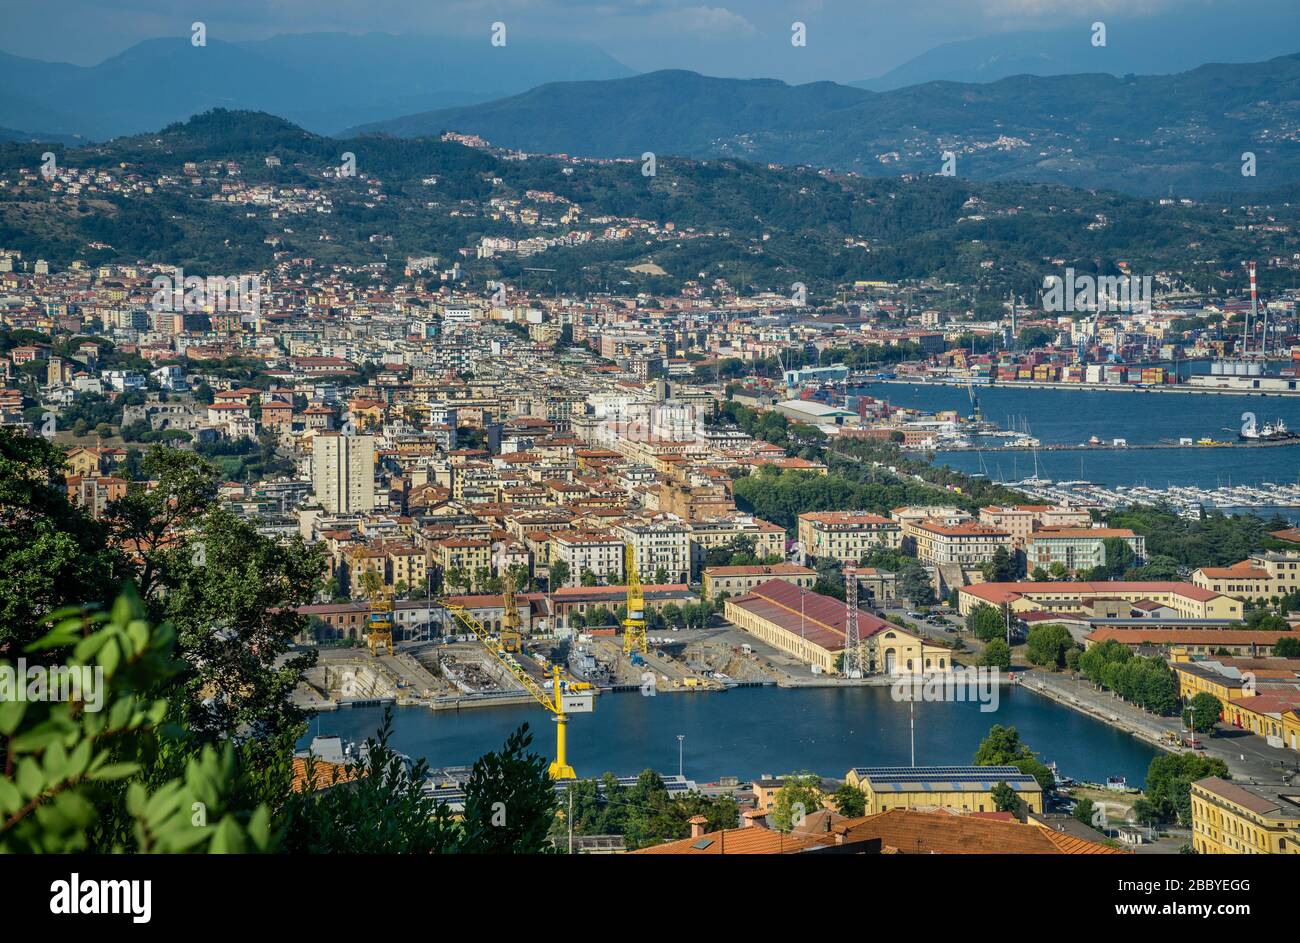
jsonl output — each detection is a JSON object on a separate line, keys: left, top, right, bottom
{"left": 440, "top": 598, "right": 591, "bottom": 780}
{"left": 622, "top": 543, "right": 648, "bottom": 655}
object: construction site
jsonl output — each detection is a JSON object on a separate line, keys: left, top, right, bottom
{"left": 291, "top": 544, "right": 758, "bottom": 778}
{"left": 292, "top": 543, "right": 931, "bottom": 780}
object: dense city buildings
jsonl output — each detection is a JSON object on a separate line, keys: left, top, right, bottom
{"left": 6, "top": 13, "right": 1300, "bottom": 875}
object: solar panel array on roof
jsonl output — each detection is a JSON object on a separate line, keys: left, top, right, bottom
{"left": 851, "top": 766, "right": 1040, "bottom": 791}
{"left": 611, "top": 774, "right": 695, "bottom": 792}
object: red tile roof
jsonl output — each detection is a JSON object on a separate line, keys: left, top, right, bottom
{"left": 836, "top": 808, "right": 1124, "bottom": 854}
{"left": 726, "top": 579, "right": 902, "bottom": 652}
{"left": 964, "top": 580, "right": 1223, "bottom": 605}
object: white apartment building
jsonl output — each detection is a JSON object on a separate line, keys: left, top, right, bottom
{"left": 552, "top": 531, "right": 625, "bottom": 586}
{"left": 1025, "top": 527, "right": 1145, "bottom": 573}
{"left": 311, "top": 432, "right": 376, "bottom": 514}
{"left": 908, "top": 521, "right": 1013, "bottom": 567}
{"left": 618, "top": 519, "right": 692, "bottom": 584}
{"left": 688, "top": 514, "right": 787, "bottom": 569}
{"left": 796, "top": 511, "right": 902, "bottom": 564}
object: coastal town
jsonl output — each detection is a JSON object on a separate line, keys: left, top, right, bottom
{"left": 4, "top": 186, "right": 1300, "bottom": 856}
{"left": 5, "top": 0, "right": 1300, "bottom": 880}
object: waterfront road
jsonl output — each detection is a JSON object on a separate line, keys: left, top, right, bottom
{"left": 1021, "top": 670, "right": 1300, "bottom": 786}
{"left": 866, "top": 604, "right": 1300, "bottom": 786}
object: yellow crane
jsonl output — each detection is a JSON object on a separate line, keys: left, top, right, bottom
{"left": 441, "top": 601, "right": 589, "bottom": 779}
{"left": 349, "top": 546, "right": 394, "bottom": 657}
{"left": 499, "top": 570, "right": 522, "bottom": 654}
{"left": 622, "top": 543, "right": 647, "bottom": 655}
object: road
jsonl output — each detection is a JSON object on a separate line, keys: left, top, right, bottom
{"left": 1022, "top": 669, "right": 1300, "bottom": 786}
{"left": 871, "top": 605, "right": 1300, "bottom": 786}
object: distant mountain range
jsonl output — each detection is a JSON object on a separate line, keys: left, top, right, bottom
{"left": 4, "top": 26, "right": 1300, "bottom": 197}
{"left": 0, "top": 32, "right": 633, "bottom": 141}
{"left": 351, "top": 54, "right": 1300, "bottom": 197}
{"left": 3, "top": 109, "right": 1294, "bottom": 302}
{"left": 854, "top": 3, "right": 1300, "bottom": 90}
{"left": 0, "top": 126, "right": 81, "bottom": 146}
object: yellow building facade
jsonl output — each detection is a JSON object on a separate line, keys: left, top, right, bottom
{"left": 1192, "top": 553, "right": 1300, "bottom": 603}
{"left": 958, "top": 581, "right": 1242, "bottom": 621}
{"left": 723, "top": 580, "right": 951, "bottom": 676}
{"left": 796, "top": 512, "right": 902, "bottom": 564}
{"left": 845, "top": 766, "right": 1044, "bottom": 815}
{"left": 1190, "top": 777, "right": 1300, "bottom": 854}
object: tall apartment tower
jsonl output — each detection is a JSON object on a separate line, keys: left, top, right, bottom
{"left": 311, "top": 432, "right": 376, "bottom": 514}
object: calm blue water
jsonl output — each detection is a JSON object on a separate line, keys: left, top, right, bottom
{"left": 853, "top": 381, "right": 1300, "bottom": 491}
{"left": 302, "top": 686, "right": 1157, "bottom": 787}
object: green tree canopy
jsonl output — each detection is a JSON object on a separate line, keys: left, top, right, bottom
{"left": 0, "top": 428, "right": 119, "bottom": 654}
{"left": 832, "top": 783, "right": 866, "bottom": 818}
{"left": 769, "top": 772, "right": 826, "bottom": 832}
{"left": 1145, "top": 753, "right": 1229, "bottom": 825}
{"left": 1183, "top": 692, "right": 1222, "bottom": 734}
{"left": 1025, "top": 623, "right": 1075, "bottom": 670}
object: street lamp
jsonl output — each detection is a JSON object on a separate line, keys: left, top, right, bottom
{"left": 676, "top": 734, "right": 685, "bottom": 779}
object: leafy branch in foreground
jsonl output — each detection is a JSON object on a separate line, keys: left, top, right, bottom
{"left": 0, "top": 589, "right": 274, "bottom": 853}
{"left": 282, "top": 713, "right": 557, "bottom": 854}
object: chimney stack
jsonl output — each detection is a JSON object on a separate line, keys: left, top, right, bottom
{"left": 688, "top": 815, "right": 708, "bottom": 839}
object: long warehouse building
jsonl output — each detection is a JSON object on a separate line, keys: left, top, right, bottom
{"left": 723, "top": 578, "right": 951, "bottom": 675}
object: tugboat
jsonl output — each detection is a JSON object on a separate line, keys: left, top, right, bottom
{"left": 1239, "top": 418, "right": 1300, "bottom": 442}
{"left": 1047, "top": 761, "right": 1074, "bottom": 788}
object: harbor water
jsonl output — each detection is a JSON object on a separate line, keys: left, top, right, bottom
{"left": 302, "top": 685, "right": 1158, "bottom": 787}
{"left": 852, "top": 380, "right": 1300, "bottom": 493}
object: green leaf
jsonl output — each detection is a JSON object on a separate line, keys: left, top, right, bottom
{"left": 14, "top": 758, "right": 45, "bottom": 799}
{"left": 0, "top": 778, "right": 22, "bottom": 815}
{"left": 87, "top": 762, "right": 141, "bottom": 782}
{"left": 97, "top": 638, "right": 121, "bottom": 677}
{"left": 0, "top": 698, "right": 26, "bottom": 735}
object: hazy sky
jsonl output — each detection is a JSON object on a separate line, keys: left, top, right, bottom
{"left": 0, "top": 0, "right": 1291, "bottom": 82}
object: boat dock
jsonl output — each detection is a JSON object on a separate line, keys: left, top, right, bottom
{"left": 931, "top": 438, "right": 1298, "bottom": 452}
{"left": 847, "top": 375, "right": 1300, "bottom": 397}
{"left": 1005, "top": 479, "right": 1300, "bottom": 514}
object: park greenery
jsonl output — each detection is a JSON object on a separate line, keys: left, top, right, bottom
{"left": 832, "top": 782, "right": 867, "bottom": 818}
{"left": 1024, "top": 623, "right": 1076, "bottom": 671}
{"left": 979, "top": 639, "right": 1012, "bottom": 670}
{"left": 1144, "top": 753, "right": 1229, "bottom": 825}
{"left": 990, "top": 781, "right": 1019, "bottom": 814}
{"left": 1106, "top": 506, "right": 1294, "bottom": 570}
{"left": 1183, "top": 693, "right": 1224, "bottom": 735}
{"left": 1077, "top": 639, "right": 1180, "bottom": 715}
{"left": 967, "top": 604, "right": 1006, "bottom": 643}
